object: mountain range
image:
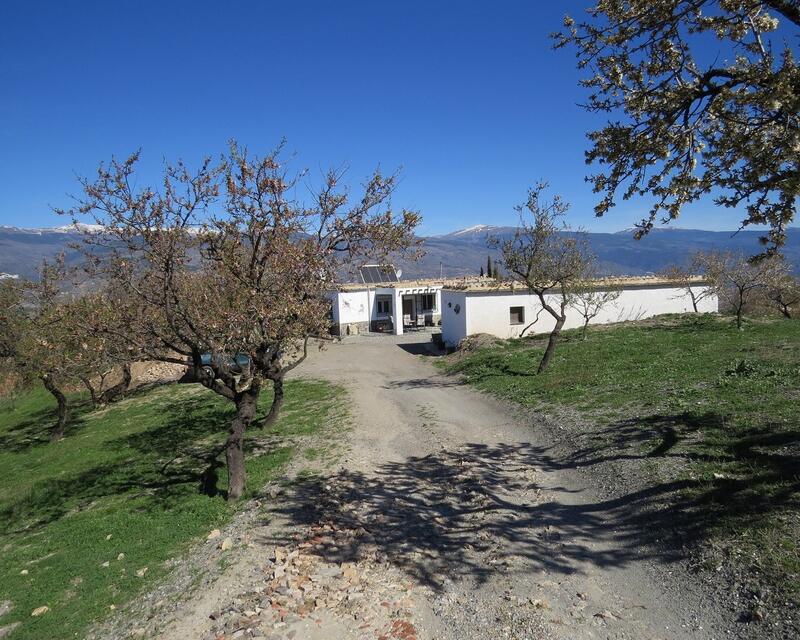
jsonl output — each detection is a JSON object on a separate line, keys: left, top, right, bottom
{"left": 396, "top": 225, "right": 800, "bottom": 279}
{"left": 1, "top": 223, "right": 798, "bottom": 281}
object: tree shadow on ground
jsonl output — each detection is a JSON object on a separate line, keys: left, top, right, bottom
{"left": 538, "top": 410, "right": 799, "bottom": 533}
{"left": 444, "top": 351, "right": 538, "bottom": 379}
{"left": 395, "top": 342, "right": 444, "bottom": 357}
{"left": 0, "top": 382, "right": 176, "bottom": 455}
{"left": 1, "top": 393, "right": 257, "bottom": 534}
{"left": 383, "top": 377, "right": 465, "bottom": 390}
{"left": 259, "top": 424, "right": 799, "bottom": 591}
{"left": 0, "top": 400, "right": 95, "bottom": 454}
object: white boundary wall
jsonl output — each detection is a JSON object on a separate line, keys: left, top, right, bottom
{"left": 441, "top": 285, "right": 718, "bottom": 348}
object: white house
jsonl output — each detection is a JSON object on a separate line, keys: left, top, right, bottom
{"left": 328, "top": 280, "right": 444, "bottom": 336}
{"left": 440, "top": 277, "right": 718, "bottom": 348}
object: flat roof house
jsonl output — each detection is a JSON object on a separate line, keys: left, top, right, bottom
{"left": 327, "top": 279, "right": 444, "bottom": 336}
{"left": 440, "top": 276, "right": 718, "bottom": 348}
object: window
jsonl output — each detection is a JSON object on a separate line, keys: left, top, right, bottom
{"left": 421, "top": 293, "right": 437, "bottom": 311}
{"left": 376, "top": 295, "right": 392, "bottom": 315}
{"left": 510, "top": 306, "right": 525, "bottom": 325}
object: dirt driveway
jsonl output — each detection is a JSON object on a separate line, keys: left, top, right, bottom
{"left": 263, "top": 332, "right": 729, "bottom": 640}
{"left": 141, "top": 332, "right": 734, "bottom": 640}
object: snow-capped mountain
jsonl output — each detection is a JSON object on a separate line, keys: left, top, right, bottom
{"left": 0, "top": 222, "right": 105, "bottom": 235}
{"left": 434, "top": 224, "right": 512, "bottom": 239}
{"left": 0, "top": 223, "right": 797, "bottom": 281}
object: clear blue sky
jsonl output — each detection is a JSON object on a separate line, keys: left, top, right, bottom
{"left": 0, "top": 0, "right": 762, "bottom": 234}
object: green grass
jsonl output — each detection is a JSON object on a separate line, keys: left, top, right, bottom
{"left": 442, "top": 314, "right": 800, "bottom": 597}
{"left": 0, "top": 378, "right": 346, "bottom": 640}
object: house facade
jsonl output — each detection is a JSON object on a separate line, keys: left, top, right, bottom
{"left": 440, "top": 277, "right": 718, "bottom": 348}
{"left": 328, "top": 280, "right": 444, "bottom": 336}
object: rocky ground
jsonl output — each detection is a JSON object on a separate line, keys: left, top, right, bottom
{"left": 89, "top": 332, "right": 785, "bottom": 640}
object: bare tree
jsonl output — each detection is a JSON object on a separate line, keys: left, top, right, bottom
{"left": 71, "top": 291, "right": 138, "bottom": 407}
{"left": 660, "top": 259, "right": 716, "bottom": 313}
{"left": 0, "top": 279, "right": 24, "bottom": 364}
{"left": 556, "top": 1, "right": 799, "bottom": 256}
{"left": 696, "top": 251, "right": 780, "bottom": 329}
{"left": 62, "top": 141, "right": 420, "bottom": 500}
{"left": 0, "top": 261, "right": 133, "bottom": 440}
{"left": 766, "top": 268, "right": 800, "bottom": 318}
{"left": 570, "top": 280, "right": 621, "bottom": 340}
{"left": 497, "top": 183, "right": 593, "bottom": 373}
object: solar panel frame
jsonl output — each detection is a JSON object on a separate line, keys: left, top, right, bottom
{"left": 359, "top": 264, "right": 398, "bottom": 284}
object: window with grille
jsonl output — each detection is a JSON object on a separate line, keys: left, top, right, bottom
{"left": 421, "top": 293, "right": 437, "bottom": 311}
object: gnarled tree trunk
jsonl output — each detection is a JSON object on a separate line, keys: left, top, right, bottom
{"left": 535, "top": 293, "right": 568, "bottom": 374}
{"left": 81, "top": 376, "right": 100, "bottom": 409}
{"left": 100, "top": 363, "right": 132, "bottom": 404}
{"left": 261, "top": 375, "right": 284, "bottom": 430}
{"left": 538, "top": 316, "right": 565, "bottom": 373}
{"left": 226, "top": 380, "right": 261, "bottom": 501}
{"left": 41, "top": 374, "right": 69, "bottom": 441}
{"left": 688, "top": 289, "right": 699, "bottom": 313}
{"left": 256, "top": 338, "right": 310, "bottom": 431}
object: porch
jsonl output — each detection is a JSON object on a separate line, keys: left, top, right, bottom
{"left": 372, "top": 287, "right": 441, "bottom": 336}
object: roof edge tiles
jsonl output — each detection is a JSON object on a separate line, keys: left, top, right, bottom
{"left": 443, "top": 275, "right": 710, "bottom": 293}
{"left": 335, "top": 277, "right": 483, "bottom": 292}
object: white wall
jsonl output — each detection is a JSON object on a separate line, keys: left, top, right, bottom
{"left": 329, "top": 287, "right": 411, "bottom": 329}
{"left": 442, "top": 286, "right": 718, "bottom": 347}
{"left": 335, "top": 290, "right": 371, "bottom": 325}
{"left": 441, "top": 290, "right": 468, "bottom": 347}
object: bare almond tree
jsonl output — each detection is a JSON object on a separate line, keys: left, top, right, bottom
{"left": 570, "top": 280, "right": 621, "bottom": 340}
{"left": 696, "top": 251, "right": 780, "bottom": 329}
{"left": 71, "top": 291, "right": 137, "bottom": 407}
{"left": 497, "top": 183, "right": 593, "bottom": 373}
{"left": 62, "top": 141, "right": 420, "bottom": 500}
{"left": 0, "top": 261, "right": 134, "bottom": 440}
{"left": 766, "top": 268, "right": 800, "bottom": 319}
{"left": 660, "top": 258, "right": 716, "bottom": 313}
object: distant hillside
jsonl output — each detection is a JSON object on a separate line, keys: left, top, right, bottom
{"left": 393, "top": 226, "right": 800, "bottom": 279}
{"left": 1, "top": 224, "right": 797, "bottom": 281}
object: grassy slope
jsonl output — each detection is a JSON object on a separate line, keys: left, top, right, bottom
{"left": 443, "top": 314, "right": 800, "bottom": 598}
{"left": 0, "top": 379, "right": 345, "bottom": 640}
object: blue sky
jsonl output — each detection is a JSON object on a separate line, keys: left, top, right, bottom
{"left": 0, "top": 1, "right": 774, "bottom": 234}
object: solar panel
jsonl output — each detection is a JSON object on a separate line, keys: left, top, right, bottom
{"left": 359, "top": 264, "right": 398, "bottom": 284}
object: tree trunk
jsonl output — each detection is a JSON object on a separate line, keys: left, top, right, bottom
{"left": 226, "top": 380, "right": 261, "bottom": 501}
{"left": 261, "top": 375, "right": 284, "bottom": 430}
{"left": 41, "top": 375, "right": 69, "bottom": 442}
{"left": 581, "top": 318, "right": 589, "bottom": 341}
{"left": 538, "top": 317, "right": 565, "bottom": 373}
{"left": 689, "top": 289, "right": 699, "bottom": 313}
{"left": 81, "top": 377, "right": 99, "bottom": 409}
{"left": 100, "top": 363, "right": 132, "bottom": 404}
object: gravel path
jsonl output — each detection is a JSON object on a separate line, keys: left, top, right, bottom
{"left": 273, "top": 332, "right": 731, "bottom": 640}
{"left": 105, "top": 332, "right": 738, "bottom": 640}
